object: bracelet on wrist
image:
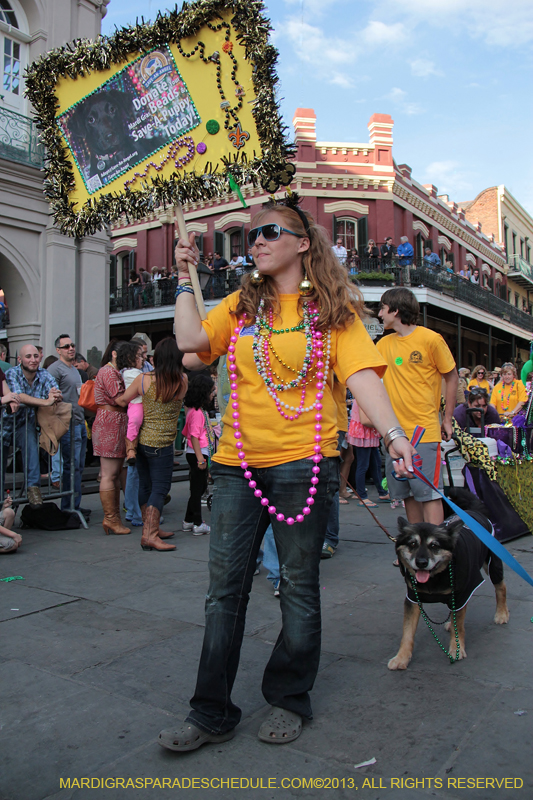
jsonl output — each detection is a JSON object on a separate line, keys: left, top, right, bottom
{"left": 384, "top": 426, "right": 408, "bottom": 452}
{"left": 175, "top": 286, "right": 195, "bottom": 299}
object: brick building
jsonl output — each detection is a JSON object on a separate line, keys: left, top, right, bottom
{"left": 460, "top": 185, "right": 533, "bottom": 313}
{"left": 109, "top": 109, "right": 533, "bottom": 370}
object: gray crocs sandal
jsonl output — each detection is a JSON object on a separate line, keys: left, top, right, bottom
{"left": 258, "top": 706, "right": 302, "bottom": 744}
{"left": 158, "top": 723, "right": 235, "bottom": 752}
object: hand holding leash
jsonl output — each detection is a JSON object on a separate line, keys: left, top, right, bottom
{"left": 389, "top": 436, "right": 416, "bottom": 479}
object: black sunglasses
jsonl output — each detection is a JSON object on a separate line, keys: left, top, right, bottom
{"left": 469, "top": 387, "right": 488, "bottom": 397}
{"left": 57, "top": 343, "right": 76, "bottom": 349}
{"left": 247, "top": 223, "right": 304, "bottom": 248}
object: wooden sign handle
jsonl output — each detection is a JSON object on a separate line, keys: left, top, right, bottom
{"left": 175, "top": 202, "right": 207, "bottom": 320}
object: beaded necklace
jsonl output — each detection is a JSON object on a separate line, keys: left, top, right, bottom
{"left": 228, "top": 299, "right": 330, "bottom": 525}
{"left": 499, "top": 381, "right": 515, "bottom": 413}
{"left": 409, "top": 565, "right": 461, "bottom": 663}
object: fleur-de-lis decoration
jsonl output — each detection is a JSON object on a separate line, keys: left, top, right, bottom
{"left": 228, "top": 122, "right": 250, "bottom": 149}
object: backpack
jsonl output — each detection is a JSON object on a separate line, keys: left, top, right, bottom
{"left": 79, "top": 379, "right": 98, "bottom": 413}
{"left": 20, "top": 502, "right": 81, "bottom": 531}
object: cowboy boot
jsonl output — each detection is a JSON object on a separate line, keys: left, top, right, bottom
{"left": 125, "top": 436, "right": 138, "bottom": 467}
{"left": 100, "top": 489, "right": 131, "bottom": 535}
{"left": 140, "top": 506, "right": 176, "bottom": 551}
{"left": 140, "top": 503, "right": 174, "bottom": 539}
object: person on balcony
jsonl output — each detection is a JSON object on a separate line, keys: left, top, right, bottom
{"left": 332, "top": 236, "right": 347, "bottom": 266}
{"left": 364, "top": 239, "right": 380, "bottom": 270}
{"left": 396, "top": 236, "right": 414, "bottom": 267}
{"left": 459, "top": 265, "right": 472, "bottom": 280}
{"left": 212, "top": 251, "right": 229, "bottom": 298}
{"left": 380, "top": 236, "right": 395, "bottom": 268}
{"left": 423, "top": 247, "right": 441, "bottom": 270}
{"left": 470, "top": 269, "right": 480, "bottom": 284}
{"left": 2, "top": 345, "right": 62, "bottom": 508}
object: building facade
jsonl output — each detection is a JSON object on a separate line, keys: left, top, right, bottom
{"left": 0, "top": 0, "right": 110, "bottom": 362}
{"left": 461, "top": 185, "right": 533, "bottom": 313}
{"left": 109, "top": 108, "right": 532, "bottom": 370}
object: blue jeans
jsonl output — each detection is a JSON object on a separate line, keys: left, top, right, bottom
{"left": 136, "top": 443, "right": 174, "bottom": 513}
{"left": 124, "top": 464, "right": 143, "bottom": 525}
{"left": 262, "top": 525, "right": 280, "bottom": 584}
{"left": 1, "top": 419, "right": 41, "bottom": 490}
{"left": 324, "top": 491, "right": 339, "bottom": 547}
{"left": 355, "top": 445, "right": 386, "bottom": 500}
{"left": 59, "top": 423, "right": 87, "bottom": 510}
{"left": 187, "top": 456, "right": 339, "bottom": 734}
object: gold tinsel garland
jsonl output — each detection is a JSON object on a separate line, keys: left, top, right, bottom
{"left": 24, "top": 0, "right": 295, "bottom": 238}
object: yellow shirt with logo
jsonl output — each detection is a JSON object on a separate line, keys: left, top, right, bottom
{"left": 376, "top": 326, "right": 456, "bottom": 442}
{"left": 490, "top": 380, "right": 528, "bottom": 416}
{"left": 468, "top": 378, "right": 490, "bottom": 393}
{"left": 198, "top": 293, "right": 386, "bottom": 467}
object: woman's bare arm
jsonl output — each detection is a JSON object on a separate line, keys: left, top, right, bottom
{"left": 174, "top": 233, "right": 210, "bottom": 353}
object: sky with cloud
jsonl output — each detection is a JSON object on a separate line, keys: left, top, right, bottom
{"left": 102, "top": 0, "right": 533, "bottom": 214}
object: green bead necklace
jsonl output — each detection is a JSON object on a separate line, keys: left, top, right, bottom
{"left": 409, "top": 564, "right": 461, "bottom": 664}
{"left": 259, "top": 320, "right": 306, "bottom": 334}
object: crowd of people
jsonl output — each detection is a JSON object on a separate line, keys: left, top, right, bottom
{"left": 1, "top": 203, "right": 531, "bottom": 751}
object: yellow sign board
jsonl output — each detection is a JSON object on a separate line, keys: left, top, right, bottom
{"left": 26, "top": 2, "right": 293, "bottom": 237}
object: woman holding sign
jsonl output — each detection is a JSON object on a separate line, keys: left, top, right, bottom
{"left": 159, "top": 198, "right": 414, "bottom": 751}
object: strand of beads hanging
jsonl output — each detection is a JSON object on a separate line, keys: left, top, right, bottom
{"left": 409, "top": 564, "right": 461, "bottom": 664}
{"left": 251, "top": 299, "right": 331, "bottom": 420}
{"left": 227, "top": 315, "right": 327, "bottom": 526}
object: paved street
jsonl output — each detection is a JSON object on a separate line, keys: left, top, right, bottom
{"left": 1, "top": 478, "right": 532, "bottom": 800}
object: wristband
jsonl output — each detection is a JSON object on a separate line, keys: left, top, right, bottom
{"left": 175, "top": 286, "right": 195, "bottom": 299}
{"left": 197, "top": 460, "right": 206, "bottom": 465}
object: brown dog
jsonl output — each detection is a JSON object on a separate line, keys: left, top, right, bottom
{"left": 388, "top": 490, "right": 509, "bottom": 670}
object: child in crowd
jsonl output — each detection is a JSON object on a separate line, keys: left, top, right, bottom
{"left": 0, "top": 494, "right": 21, "bottom": 554}
{"left": 120, "top": 343, "right": 144, "bottom": 466}
{"left": 182, "top": 374, "right": 217, "bottom": 535}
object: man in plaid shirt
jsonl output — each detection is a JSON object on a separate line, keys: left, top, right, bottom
{"left": 2, "top": 345, "right": 62, "bottom": 507}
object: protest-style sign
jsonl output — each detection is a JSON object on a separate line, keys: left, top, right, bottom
{"left": 25, "top": 0, "right": 295, "bottom": 239}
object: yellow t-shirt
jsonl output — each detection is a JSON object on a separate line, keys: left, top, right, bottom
{"left": 490, "top": 380, "right": 528, "bottom": 416}
{"left": 468, "top": 378, "right": 490, "bottom": 393}
{"left": 376, "top": 326, "right": 456, "bottom": 442}
{"left": 198, "top": 293, "right": 386, "bottom": 467}
{"left": 333, "top": 379, "right": 348, "bottom": 433}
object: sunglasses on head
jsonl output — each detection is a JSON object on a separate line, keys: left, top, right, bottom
{"left": 58, "top": 343, "right": 76, "bottom": 350}
{"left": 469, "top": 387, "right": 488, "bottom": 397}
{"left": 247, "top": 223, "right": 304, "bottom": 248}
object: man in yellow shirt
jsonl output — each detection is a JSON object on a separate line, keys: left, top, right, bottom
{"left": 377, "top": 288, "right": 458, "bottom": 525}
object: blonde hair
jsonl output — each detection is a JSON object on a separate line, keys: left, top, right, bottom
{"left": 234, "top": 203, "right": 367, "bottom": 330}
{"left": 501, "top": 362, "right": 517, "bottom": 377}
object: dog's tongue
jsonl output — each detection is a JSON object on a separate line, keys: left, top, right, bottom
{"left": 416, "top": 570, "right": 431, "bottom": 583}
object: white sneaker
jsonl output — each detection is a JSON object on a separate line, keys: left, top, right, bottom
{"left": 182, "top": 521, "right": 194, "bottom": 531}
{"left": 192, "top": 522, "right": 210, "bottom": 536}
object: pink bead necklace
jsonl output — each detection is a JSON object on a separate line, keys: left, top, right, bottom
{"left": 226, "top": 301, "right": 330, "bottom": 525}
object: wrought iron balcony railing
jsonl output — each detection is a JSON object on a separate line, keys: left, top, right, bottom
{"left": 352, "top": 259, "right": 533, "bottom": 332}
{"left": 0, "top": 106, "right": 44, "bottom": 168}
{"left": 109, "top": 258, "right": 533, "bottom": 333}
{"left": 109, "top": 267, "right": 254, "bottom": 314}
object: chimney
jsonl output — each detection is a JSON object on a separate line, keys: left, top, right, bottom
{"left": 293, "top": 108, "right": 317, "bottom": 144}
{"left": 368, "top": 113, "right": 394, "bottom": 146}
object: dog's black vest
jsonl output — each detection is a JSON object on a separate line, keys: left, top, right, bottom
{"left": 403, "top": 512, "right": 502, "bottom": 610}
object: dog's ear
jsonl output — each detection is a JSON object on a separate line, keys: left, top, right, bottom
{"left": 444, "top": 518, "right": 463, "bottom": 544}
{"left": 397, "top": 516, "right": 411, "bottom": 535}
